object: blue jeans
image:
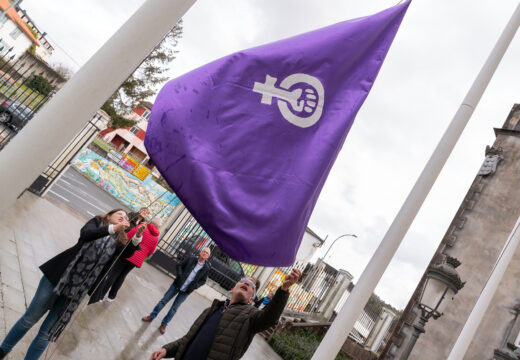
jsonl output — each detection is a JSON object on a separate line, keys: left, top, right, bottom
{"left": 0, "top": 276, "right": 67, "bottom": 360}
{"left": 150, "top": 283, "right": 189, "bottom": 326}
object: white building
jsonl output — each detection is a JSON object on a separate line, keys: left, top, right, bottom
{"left": 0, "top": 2, "right": 39, "bottom": 59}
{"left": 253, "top": 227, "right": 325, "bottom": 295}
{"left": 18, "top": 8, "right": 54, "bottom": 61}
{"left": 100, "top": 102, "right": 159, "bottom": 177}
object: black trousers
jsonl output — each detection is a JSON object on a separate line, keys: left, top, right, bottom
{"left": 89, "top": 258, "right": 136, "bottom": 304}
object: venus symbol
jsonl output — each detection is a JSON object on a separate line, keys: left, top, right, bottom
{"left": 253, "top": 73, "right": 325, "bottom": 128}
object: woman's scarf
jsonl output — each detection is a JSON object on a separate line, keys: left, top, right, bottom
{"left": 50, "top": 233, "right": 119, "bottom": 341}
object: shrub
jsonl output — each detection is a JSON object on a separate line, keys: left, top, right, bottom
{"left": 269, "top": 329, "right": 351, "bottom": 360}
{"left": 24, "top": 75, "right": 52, "bottom": 96}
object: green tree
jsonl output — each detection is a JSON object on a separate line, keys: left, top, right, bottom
{"left": 101, "top": 101, "right": 135, "bottom": 129}
{"left": 24, "top": 75, "right": 53, "bottom": 96}
{"left": 105, "top": 21, "right": 183, "bottom": 128}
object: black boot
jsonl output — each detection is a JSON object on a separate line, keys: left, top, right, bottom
{"left": 0, "top": 347, "right": 8, "bottom": 359}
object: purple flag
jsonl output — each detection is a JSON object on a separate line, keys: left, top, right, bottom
{"left": 145, "top": 1, "right": 410, "bottom": 266}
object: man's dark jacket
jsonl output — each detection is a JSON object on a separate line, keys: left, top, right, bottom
{"left": 162, "top": 288, "right": 289, "bottom": 360}
{"left": 174, "top": 255, "right": 210, "bottom": 294}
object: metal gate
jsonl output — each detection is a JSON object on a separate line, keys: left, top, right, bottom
{"left": 149, "top": 206, "right": 255, "bottom": 291}
{"left": 27, "top": 111, "right": 109, "bottom": 195}
{"left": 0, "top": 50, "right": 56, "bottom": 150}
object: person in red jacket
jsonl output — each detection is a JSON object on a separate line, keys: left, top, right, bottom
{"left": 89, "top": 217, "right": 161, "bottom": 303}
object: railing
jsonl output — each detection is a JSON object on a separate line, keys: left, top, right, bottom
{"left": 27, "top": 112, "right": 108, "bottom": 195}
{"left": 149, "top": 206, "right": 258, "bottom": 292}
{"left": 0, "top": 50, "right": 56, "bottom": 151}
{"left": 259, "top": 261, "right": 342, "bottom": 315}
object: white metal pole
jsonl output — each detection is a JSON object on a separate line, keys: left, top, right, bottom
{"left": 0, "top": 0, "right": 196, "bottom": 216}
{"left": 312, "top": 4, "right": 520, "bottom": 360}
{"left": 446, "top": 217, "right": 520, "bottom": 360}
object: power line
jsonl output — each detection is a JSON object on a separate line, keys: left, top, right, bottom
{"left": 45, "top": 34, "right": 82, "bottom": 68}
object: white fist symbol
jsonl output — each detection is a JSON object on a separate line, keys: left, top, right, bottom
{"left": 253, "top": 73, "right": 325, "bottom": 128}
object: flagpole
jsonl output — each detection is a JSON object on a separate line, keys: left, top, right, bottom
{"left": 312, "top": 4, "right": 520, "bottom": 360}
{"left": 446, "top": 217, "right": 520, "bottom": 360}
{"left": 0, "top": 0, "right": 196, "bottom": 216}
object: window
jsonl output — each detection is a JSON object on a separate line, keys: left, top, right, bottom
{"left": 0, "top": 16, "right": 8, "bottom": 29}
{"left": 9, "top": 27, "right": 22, "bottom": 40}
{"left": 142, "top": 109, "right": 151, "bottom": 120}
{"left": 129, "top": 126, "right": 139, "bottom": 135}
{"left": 0, "top": 40, "right": 10, "bottom": 53}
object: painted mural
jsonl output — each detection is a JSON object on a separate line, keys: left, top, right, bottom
{"left": 72, "top": 149, "right": 180, "bottom": 221}
{"left": 262, "top": 268, "right": 314, "bottom": 312}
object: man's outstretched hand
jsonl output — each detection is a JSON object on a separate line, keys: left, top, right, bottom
{"left": 281, "top": 268, "right": 302, "bottom": 291}
{"left": 150, "top": 348, "right": 166, "bottom": 360}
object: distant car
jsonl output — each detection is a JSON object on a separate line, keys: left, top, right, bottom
{"left": 179, "top": 235, "right": 245, "bottom": 290}
{"left": 0, "top": 100, "right": 34, "bottom": 131}
{"left": 207, "top": 247, "right": 245, "bottom": 291}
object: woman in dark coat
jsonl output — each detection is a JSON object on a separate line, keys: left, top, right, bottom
{"left": 89, "top": 217, "right": 160, "bottom": 304}
{"left": 0, "top": 209, "right": 142, "bottom": 360}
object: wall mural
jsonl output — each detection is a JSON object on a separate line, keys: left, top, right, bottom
{"left": 72, "top": 148, "right": 179, "bottom": 221}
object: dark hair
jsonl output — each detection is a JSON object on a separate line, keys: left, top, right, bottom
{"left": 96, "top": 209, "right": 128, "bottom": 245}
{"left": 255, "top": 278, "right": 261, "bottom": 291}
{"left": 96, "top": 209, "right": 127, "bottom": 226}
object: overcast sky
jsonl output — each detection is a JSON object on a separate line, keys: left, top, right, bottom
{"left": 21, "top": 0, "right": 520, "bottom": 309}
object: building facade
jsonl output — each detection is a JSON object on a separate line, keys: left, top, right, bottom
{"left": 100, "top": 102, "right": 158, "bottom": 174}
{"left": 382, "top": 103, "right": 520, "bottom": 359}
{"left": 17, "top": 8, "right": 54, "bottom": 60}
{"left": 0, "top": 0, "right": 39, "bottom": 59}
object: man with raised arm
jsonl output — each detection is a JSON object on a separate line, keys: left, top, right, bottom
{"left": 149, "top": 268, "right": 301, "bottom": 360}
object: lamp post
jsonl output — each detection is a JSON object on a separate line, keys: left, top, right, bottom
{"left": 322, "top": 233, "right": 358, "bottom": 261}
{"left": 305, "top": 233, "right": 357, "bottom": 313}
{"left": 400, "top": 257, "right": 465, "bottom": 360}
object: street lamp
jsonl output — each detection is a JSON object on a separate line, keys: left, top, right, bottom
{"left": 400, "top": 256, "right": 465, "bottom": 360}
{"left": 305, "top": 233, "right": 357, "bottom": 313}
{"left": 322, "top": 233, "right": 358, "bottom": 261}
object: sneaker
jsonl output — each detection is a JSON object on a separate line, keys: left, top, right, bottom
{"left": 159, "top": 325, "right": 167, "bottom": 334}
{"left": 0, "top": 348, "right": 8, "bottom": 360}
{"left": 105, "top": 297, "right": 115, "bottom": 303}
{"left": 142, "top": 316, "right": 153, "bottom": 322}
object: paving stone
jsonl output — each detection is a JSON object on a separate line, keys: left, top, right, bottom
{"left": 2, "top": 285, "right": 26, "bottom": 314}
{"left": 0, "top": 266, "right": 23, "bottom": 293}
{"left": 0, "top": 240, "right": 17, "bottom": 258}
{"left": 20, "top": 264, "right": 41, "bottom": 290}
{"left": 3, "top": 306, "right": 24, "bottom": 332}
{"left": 0, "top": 255, "right": 20, "bottom": 275}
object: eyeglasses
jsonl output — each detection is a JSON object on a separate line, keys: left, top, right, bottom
{"left": 115, "top": 211, "right": 129, "bottom": 221}
{"left": 239, "top": 278, "right": 256, "bottom": 290}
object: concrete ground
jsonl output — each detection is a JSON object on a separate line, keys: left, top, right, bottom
{"left": 0, "top": 192, "right": 282, "bottom": 360}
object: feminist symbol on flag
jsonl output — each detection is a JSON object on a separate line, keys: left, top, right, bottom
{"left": 253, "top": 73, "right": 325, "bottom": 128}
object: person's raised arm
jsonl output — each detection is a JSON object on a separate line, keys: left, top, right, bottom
{"left": 250, "top": 268, "right": 301, "bottom": 333}
{"left": 79, "top": 218, "right": 110, "bottom": 242}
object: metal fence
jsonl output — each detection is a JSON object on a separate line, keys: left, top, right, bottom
{"left": 259, "top": 260, "right": 343, "bottom": 315}
{"left": 27, "top": 112, "right": 109, "bottom": 195}
{"left": 149, "top": 206, "right": 259, "bottom": 291}
{"left": 0, "top": 49, "right": 55, "bottom": 151}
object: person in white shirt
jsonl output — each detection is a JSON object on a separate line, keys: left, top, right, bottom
{"left": 142, "top": 248, "right": 211, "bottom": 334}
